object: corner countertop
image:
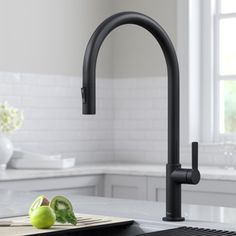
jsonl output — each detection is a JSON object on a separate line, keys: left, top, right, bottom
{"left": 1, "top": 162, "right": 236, "bottom": 182}
{"left": 1, "top": 190, "right": 236, "bottom": 232}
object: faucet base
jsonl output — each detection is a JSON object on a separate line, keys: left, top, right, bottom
{"left": 162, "top": 216, "right": 185, "bottom": 222}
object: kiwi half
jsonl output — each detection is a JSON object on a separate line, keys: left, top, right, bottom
{"left": 50, "top": 195, "right": 73, "bottom": 211}
{"left": 50, "top": 195, "right": 77, "bottom": 225}
{"left": 29, "top": 195, "right": 49, "bottom": 216}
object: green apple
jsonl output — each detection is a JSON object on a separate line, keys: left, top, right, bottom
{"left": 29, "top": 195, "right": 50, "bottom": 216}
{"left": 30, "top": 206, "right": 56, "bottom": 229}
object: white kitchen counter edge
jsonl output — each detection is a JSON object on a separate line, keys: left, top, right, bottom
{"left": 0, "top": 163, "right": 236, "bottom": 181}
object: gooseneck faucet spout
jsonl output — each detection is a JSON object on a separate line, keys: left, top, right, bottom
{"left": 81, "top": 11, "right": 200, "bottom": 221}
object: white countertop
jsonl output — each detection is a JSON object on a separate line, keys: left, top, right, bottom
{"left": 1, "top": 190, "right": 236, "bottom": 232}
{"left": 1, "top": 163, "right": 236, "bottom": 182}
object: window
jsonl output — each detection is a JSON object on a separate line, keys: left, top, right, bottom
{"left": 178, "top": 0, "right": 236, "bottom": 143}
{"left": 215, "top": 0, "right": 236, "bottom": 137}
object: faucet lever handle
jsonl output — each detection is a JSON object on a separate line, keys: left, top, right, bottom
{"left": 171, "top": 141, "right": 200, "bottom": 185}
{"left": 185, "top": 141, "right": 200, "bottom": 185}
{"left": 192, "top": 142, "right": 198, "bottom": 170}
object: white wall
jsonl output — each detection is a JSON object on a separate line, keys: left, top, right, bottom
{"left": 0, "top": 1, "right": 227, "bottom": 167}
{"left": 0, "top": 0, "right": 178, "bottom": 164}
{"left": 0, "top": 0, "right": 176, "bottom": 78}
{"left": 0, "top": 0, "right": 113, "bottom": 77}
{"left": 111, "top": 0, "right": 177, "bottom": 77}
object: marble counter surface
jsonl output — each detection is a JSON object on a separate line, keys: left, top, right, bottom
{"left": 1, "top": 190, "right": 236, "bottom": 232}
{"left": 1, "top": 163, "right": 236, "bottom": 182}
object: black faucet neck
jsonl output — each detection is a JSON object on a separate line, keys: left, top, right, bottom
{"left": 82, "top": 11, "right": 200, "bottom": 222}
{"left": 82, "top": 11, "right": 180, "bottom": 165}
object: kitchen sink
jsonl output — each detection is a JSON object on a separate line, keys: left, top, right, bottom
{"left": 30, "top": 224, "right": 236, "bottom": 236}
{"left": 139, "top": 226, "right": 236, "bottom": 235}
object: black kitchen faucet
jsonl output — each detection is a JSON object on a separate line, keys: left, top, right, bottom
{"left": 81, "top": 11, "right": 200, "bottom": 221}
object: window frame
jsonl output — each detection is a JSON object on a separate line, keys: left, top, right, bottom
{"left": 200, "top": 0, "right": 215, "bottom": 143}
{"left": 213, "top": 0, "right": 236, "bottom": 141}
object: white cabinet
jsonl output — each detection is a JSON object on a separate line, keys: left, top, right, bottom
{"left": 104, "top": 174, "right": 236, "bottom": 208}
{"left": 2, "top": 165, "right": 236, "bottom": 208}
{"left": 147, "top": 176, "right": 236, "bottom": 208}
{"left": 0, "top": 175, "right": 104, "bottom": 197}
{"left": 182, "top": 179, "right": 236, "bottom": 207}
{"left": 104, "top": 174, "right": 147, "bottom": 200}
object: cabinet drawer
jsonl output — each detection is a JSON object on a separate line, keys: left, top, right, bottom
{"left": 0, "top": 175, "right": 104, "bottom": 197}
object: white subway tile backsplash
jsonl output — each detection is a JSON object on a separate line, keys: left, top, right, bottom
{"left": 113, "top": 77, "right": 168, "bottom": 163}
{"left": 0, "top": 84, "right": 13, "bottom": 95}
{"left": 0, "top": 72, "right": 113, "bottom": 163}
{"left": 72, "top": 151, "right": 113, "bottom": 163}
{"left": 22, "top": 97, "right": 81, "bottom": 108}
{"left": 0, "top": 96, "right": 22, "bottom": 107}
{"left": 23, "top": 108, "right": 80, "bottom": 120}
{"left": 0, "top": 72, "right": 21, "bottom": 83}
{"left": 114, "top": 99, "right": 153, "bottom": 110}
{"left": 151, "top": 98, "right": 167, "bottom": 109}
{"left": 0, "top": 73, "right": 229, "bottom": 166}
{"left": 153, "top": 79, "right": 167, "bottom": 88}
{"left": 145, "top": 130, "right": 167, "bottom": 140}
{"left": 112, "top": 77, "right": 228, "bottom": 166}
{"left": 114, "top": 151, "right": 146, "bottom": 162}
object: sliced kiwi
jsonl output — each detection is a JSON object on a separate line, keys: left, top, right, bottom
{"left": 50, "top": 195, "right": 73, "bottom": 211}
{"left": 29, "top": 195, "right": 49, "bottom": 216}
{"left": 50, "top": 195, "right": 77, "bottom": 225}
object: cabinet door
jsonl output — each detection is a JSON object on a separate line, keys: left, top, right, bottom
{"left": 147, "top": 176, "right": 236, "bottom": 208}
{"left": 0, "top": 175, "right": 104, "bottom": 197}
{"left": 147, "top": 176, "right": 165, "bottom": 202}
{"left": 104, "top": 174, "right": 147, "bottom": 200}
{"left": 182, "top": 179, "right": 236, "bottom": 207}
